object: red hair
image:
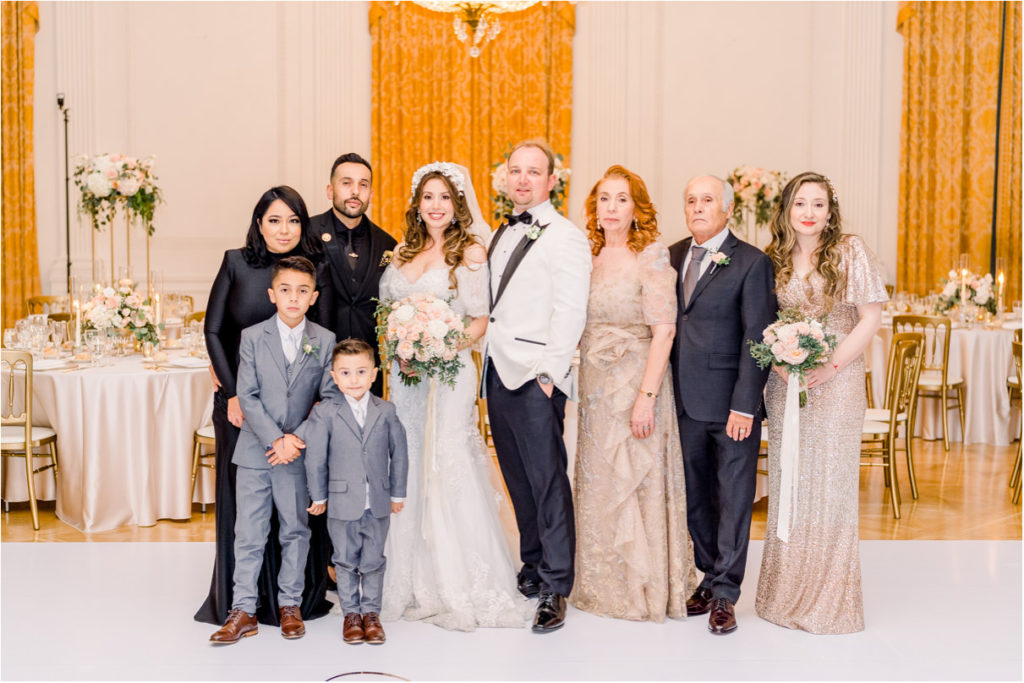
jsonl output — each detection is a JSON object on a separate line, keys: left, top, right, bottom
{"left": 585, "top": 165, "right": 659, "bottom": 256}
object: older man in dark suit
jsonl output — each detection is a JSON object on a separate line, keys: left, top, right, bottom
{"left": 309, "top": 153, "right": 396, "bottom": 396}
{"left": 669, "top": 175, "right": 776, "bottom": 635}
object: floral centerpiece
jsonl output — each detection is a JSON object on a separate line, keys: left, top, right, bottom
{"left": 375, "top": 292, "right": 470, "bottom": 388}
{"left": 73, "top": 153, "right": 163, "bottom": 234}
{"left": 81, "top": 279, "right": 160, "bottom": 345}
{"left": 748, "top": 308, "right": 838, "bottom": 407}
{"left": 725, "top": 165, "right": 786, "bottom": 229}
{"left": 490, "top": 145, "right": 570, "bottom": 221}
{"left": 935, "top": 270, "right": 997, "bottom": 316}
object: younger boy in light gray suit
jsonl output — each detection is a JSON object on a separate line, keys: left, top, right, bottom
{"left": 300, "top": 338, "right": 408, "bottom": 645}
{"left": 209, "top": 256, "right": 337, "bottom": 645}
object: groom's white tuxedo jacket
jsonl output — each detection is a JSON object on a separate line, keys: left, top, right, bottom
{"left": 485, "top": 200, "right": 591, "bottom": 400}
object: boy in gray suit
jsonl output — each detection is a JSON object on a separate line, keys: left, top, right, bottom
{"left": 301, "top": 338, "right": 408, "bottom": 645}
{"left": 210, "top": 256, "right": 337, "bottom": 644}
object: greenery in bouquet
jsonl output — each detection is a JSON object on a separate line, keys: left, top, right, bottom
{"left": 748, "top": 308, "right": 837, "bottom": 407}
{"left": 374, "top": 292, "right": 470, "bottom": 388}
{"left": 934, "top": 270, "right": 997, "bottom": 315}
{"left": 73, "top": 153, "right": 163, "bottom": 235}
{"left": 81, "top": 279, "right": 161, "bottom": 345}
{"left": 491, "top": 145, "right": 570, "bottom": 221}
{"left": 725, "top": 165, "right": 786, "bottom": 228}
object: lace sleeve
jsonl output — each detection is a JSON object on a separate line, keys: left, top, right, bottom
{"left": 639, "top": 242, "right": 678, "bottom": 325}
{"left": 456, "top": 261, "right": 490, "bottom": 318}
{"left": 840, "top": 235, "right": 889, "bottom": 306}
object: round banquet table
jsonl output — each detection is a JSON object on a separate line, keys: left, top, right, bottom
{"left": 867, "top": 322, "right": 1021, "bottom": 446}
{"left": 2, "top": 351, "right": 215, "bottom": 532}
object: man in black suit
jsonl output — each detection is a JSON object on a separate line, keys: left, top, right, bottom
{"left": 309, "top": 153, "right": 396, "bottom": 396}
{"left": 668, "top": 175, "right": 776, "bottom": 635}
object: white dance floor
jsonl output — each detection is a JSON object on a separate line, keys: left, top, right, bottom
{"left": 1, "top": 540, "right": 1020, "bottom": 680}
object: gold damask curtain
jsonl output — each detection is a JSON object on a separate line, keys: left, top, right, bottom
{"left": 1, "top": 1, "right": 41, "bottom": 327}
{"left": 369, "top": 1, "right": 574, "bottom": 240}
{"left": 897, "top": 1, "right": 1022, "bottom": 301}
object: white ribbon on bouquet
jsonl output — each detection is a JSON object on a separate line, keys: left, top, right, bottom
{"left": 776, "top": 373, "right": 802, "bottom": 542}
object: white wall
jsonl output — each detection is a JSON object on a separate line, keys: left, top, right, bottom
{"left": 33, "top": 1, "right": 903, "bottom": 302}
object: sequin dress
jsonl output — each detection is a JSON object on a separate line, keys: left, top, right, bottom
{"left": 755, "top": 235, "right": 888, "bottom": 634}
{"left": 570, "top": 242, "right": 697, "bottom": 622}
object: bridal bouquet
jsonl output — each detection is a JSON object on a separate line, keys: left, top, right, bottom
{"left": 725, "top": 165, "right": 786, "bottom": 228}
{"left": 491, "top": 145, "right": 571, "bottom": 220}
{"left": 934, "top": 270, "right": 997, "bottom": 315}
{"left": 81, "top": 279, "right": 160, "bottom": 345}
{"left": 748, "top": 309, "right": 837, "bottom": 407}
{"left": 73, "top": 153, "right": 162, "bottom": 234}
{"left": 375, "top": 293, "right": 469, "bottom": 388}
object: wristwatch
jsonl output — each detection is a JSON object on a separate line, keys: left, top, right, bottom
{"left": 537, "top": 372, "right": 553, "bottom": 385}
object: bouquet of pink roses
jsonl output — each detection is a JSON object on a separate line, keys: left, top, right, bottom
{"left": 748, "top": 308, "right": 837, "bottom": 407}
{"left": 375, "top": 292, "right": 469, "bottom": 388}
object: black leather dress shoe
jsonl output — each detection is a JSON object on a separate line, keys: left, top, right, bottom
{"left": 686, "top": 587, "right": 714, "bottom": 616}
{"left": 517, "top": 575, "right": 541, "bottom": 599}
{"left": 708, "top": 597, "right": 737, "bottom": 635}
{"left": 532, "top": 592, "right": 567, "bottom": 633}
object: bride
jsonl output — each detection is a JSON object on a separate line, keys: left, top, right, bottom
{"left": 379, "top": 162, "right": 532, "bottom": 630}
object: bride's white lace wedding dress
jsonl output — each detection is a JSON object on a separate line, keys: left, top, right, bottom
{"left": 379, "top": 262, "right": 532, "bottom": 631}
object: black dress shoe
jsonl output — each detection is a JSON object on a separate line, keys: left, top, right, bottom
{"left": 532, "top": 592, "right": 567, "bottom": 633}
{"left": 686, "top": 587, "right": 714, "bottom": 616}
{"left": 517, "top": 575, "right": 542, "bottom": 598}
{"left": 708, "top": 597, "right": 737, "bottom": 635}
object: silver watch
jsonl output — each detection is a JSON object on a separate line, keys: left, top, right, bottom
{"left": 537, "top": 372, "right": 553, "bottom": 385}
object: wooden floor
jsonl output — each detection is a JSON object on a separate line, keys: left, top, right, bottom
{"left": 2, "top": 438, "right": 1021, "bottom": 542}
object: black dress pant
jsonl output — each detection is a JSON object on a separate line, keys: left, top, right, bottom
{"left": 678, "top": 411, "right": 760, "bottom": 604}
{"left": 486, "top": 364, "right": 575, "bottom": 596}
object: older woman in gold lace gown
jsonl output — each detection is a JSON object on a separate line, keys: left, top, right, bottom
{"left": 570, "top": 165, "right": 697, "bottom": 621}
{"left": 755, "top": 172, "right": 887, "bottom": 634}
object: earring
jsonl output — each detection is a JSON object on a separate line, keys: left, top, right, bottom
{"left": 451, "top": 216, "right": 457, "bottom": 225}
{"left": 632, "top": 219, "right": 638, "bottom": 231}
{"left": 416, "top": 212, "right": 423, "bottom": 224}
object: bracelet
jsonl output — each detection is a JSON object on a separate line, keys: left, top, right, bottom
{"left": 640, "top": 389, "right": 657, "bottom": 399}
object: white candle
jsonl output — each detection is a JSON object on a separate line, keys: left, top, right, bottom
{"left": 960, "top": 268, "right": 969, "bottom": 307}
{"left": 73, "top": 299, "right": 81, "bottom": 347}
{"left": 997, "top": 271, "right": 1005, "bottom": 314}
{"left": 154, "top": 293, "right": 161, "bottom": 325}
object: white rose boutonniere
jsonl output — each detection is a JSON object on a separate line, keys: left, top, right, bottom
{"left": 708, "top": 249, "right": 731, "bottom": 267}
{"left": 525, "top": 222, "right": 548, "bottom": 241}
{"left": 301, "top": 334, "right": 320, "bottom": 357}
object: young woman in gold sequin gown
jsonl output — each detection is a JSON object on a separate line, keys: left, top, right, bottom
{"left": 570, "top": 166, "right": 697, "bottom": 621}
{"left": 755, "top": 173, "right": 887, "bottom": 634}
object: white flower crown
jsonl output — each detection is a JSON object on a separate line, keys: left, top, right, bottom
{"left": 409, "top": 162, "right": 466, "bottom": 202}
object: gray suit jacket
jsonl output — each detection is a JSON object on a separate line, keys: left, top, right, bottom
{"left": 232, "top": 315, "right": 338, "bottom": 470}
{"left": 298, "top": 394, "right": 409, "bottom": 521}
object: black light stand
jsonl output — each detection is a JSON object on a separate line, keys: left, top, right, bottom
{"left": 58, "top": 92, "right": 71, "bottom": 296}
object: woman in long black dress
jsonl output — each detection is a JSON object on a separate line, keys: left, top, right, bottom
{"left": 194, "top": 186, "right": 334, "bottom": 626}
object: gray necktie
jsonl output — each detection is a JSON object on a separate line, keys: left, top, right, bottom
{"left": 682, "top": 245, "right": 707, "bottom": 306}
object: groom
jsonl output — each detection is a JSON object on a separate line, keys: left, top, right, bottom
{"left": 484, "top": 139, "right": 591, "bottom": 633}
{"left": 669, "top": 175, "right": 775, "bottom": 635}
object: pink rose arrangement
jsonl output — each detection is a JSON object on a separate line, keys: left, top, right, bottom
{"left": 725, "top": 165, "right": 786, "bottom": 227}
{"left": 748, "top": 309, "right": 837, "bottom": 407}
{"left": 375, "top": 292, "right": 470, "bottom": 388}
{"left": 73, "top": 153, "right": 162, "bottom": 235}
{"left": 81, "top": 278, "right": 160, "bottom": 345}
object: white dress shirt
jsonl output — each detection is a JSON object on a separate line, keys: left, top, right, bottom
{"left": 681, "top": 226, "right": 730, "bottom": 279}
{"left": 276, "top": 316, "right": 306, "bottom": 364}
{"left": 490, "top": 199, "right": 551, "bottom": 296}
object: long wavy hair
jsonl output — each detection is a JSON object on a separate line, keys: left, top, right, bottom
{"left": 242, "top": 186, "right": 322, "bottom": 268}
{"left": 766, "top": 171, "right": 845, "bottom": 309}
{"left": 584, "top": 165, "right": 659, "bottom": 256}
{"left": 398, "top": 171, "right": 480, "bottom": 291}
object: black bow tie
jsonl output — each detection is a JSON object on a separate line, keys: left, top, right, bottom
{"left": 505, "top": 211, "right": 533, "bottom": 227}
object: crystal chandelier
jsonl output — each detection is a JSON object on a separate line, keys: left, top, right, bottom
{"left": 410, "top": 1, "right": 540, "bottom": 57}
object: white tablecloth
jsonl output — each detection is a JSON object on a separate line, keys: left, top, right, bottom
{"left": 2, "top": 352, "right": 214, "bottom": 531}
{"left": 868, "top": 325, "right": 1020, "bottom": 446}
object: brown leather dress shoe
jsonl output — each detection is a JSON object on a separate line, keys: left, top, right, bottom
{"left": 343, "top": 613, "right": 365, "bottom": 644}
{"left": 279, "top": 605, "right": 305, "bottom": 639}
{"left": 362, "top": 612, "right": 386, "bottom": 644}
{"left": 708, "top": 597, "right": 737, "bottom": 635}
{"left": 209, "top": 609, "right": 258, "bottom": 644}
{"left": 686, "top": 587, "right": 714, "bottom": 616}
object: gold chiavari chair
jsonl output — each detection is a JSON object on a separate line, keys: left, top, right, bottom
{"left": 191, "top": 425, "right": 216, "bottom": 513}
{"left": 48, "top": 312, "right": 71, "bottom": 323}
{"left": 1008, "top": 329, "right": 1022, "bottom": 406}
{"left": 884, "top": 284, "right": 895, "bottom": 298}
{"left": 184, "top": 310, "right": 206, "bottom": 325}
{"left": 861, "top": 333, "right": 923, "bottom": 518}
{"left": 165, "top": 293, "right": 195, "bottom": 316}
{"left": 892, "top": 315, "right": 965, "bottom": 451}
{"left": 1, "top": 350, "right": 60, "bottom": 530}
{"left": 1010, "top": 341, "right": 1022, "bottom": 505}
{"left": 471, "top": 350, "right": 493, "bottom": 448}
{"left": 26, "top": 295, "right": 64, "bottom": 314}
{"left": 865, "top": 369, "right": 875, "bottom": 409}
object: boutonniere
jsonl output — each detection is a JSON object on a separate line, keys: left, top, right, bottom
{"left": 300, "top": 334, "right": 320, "bottom": 357}
{"left": 525, "top": 222, "right": 549, "bottom": 241}
{"left": 708, "top": 249, "right": 730, "bottom": 266}
{"left": 379, "top": 250, "right": 394, "bottom": 267}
